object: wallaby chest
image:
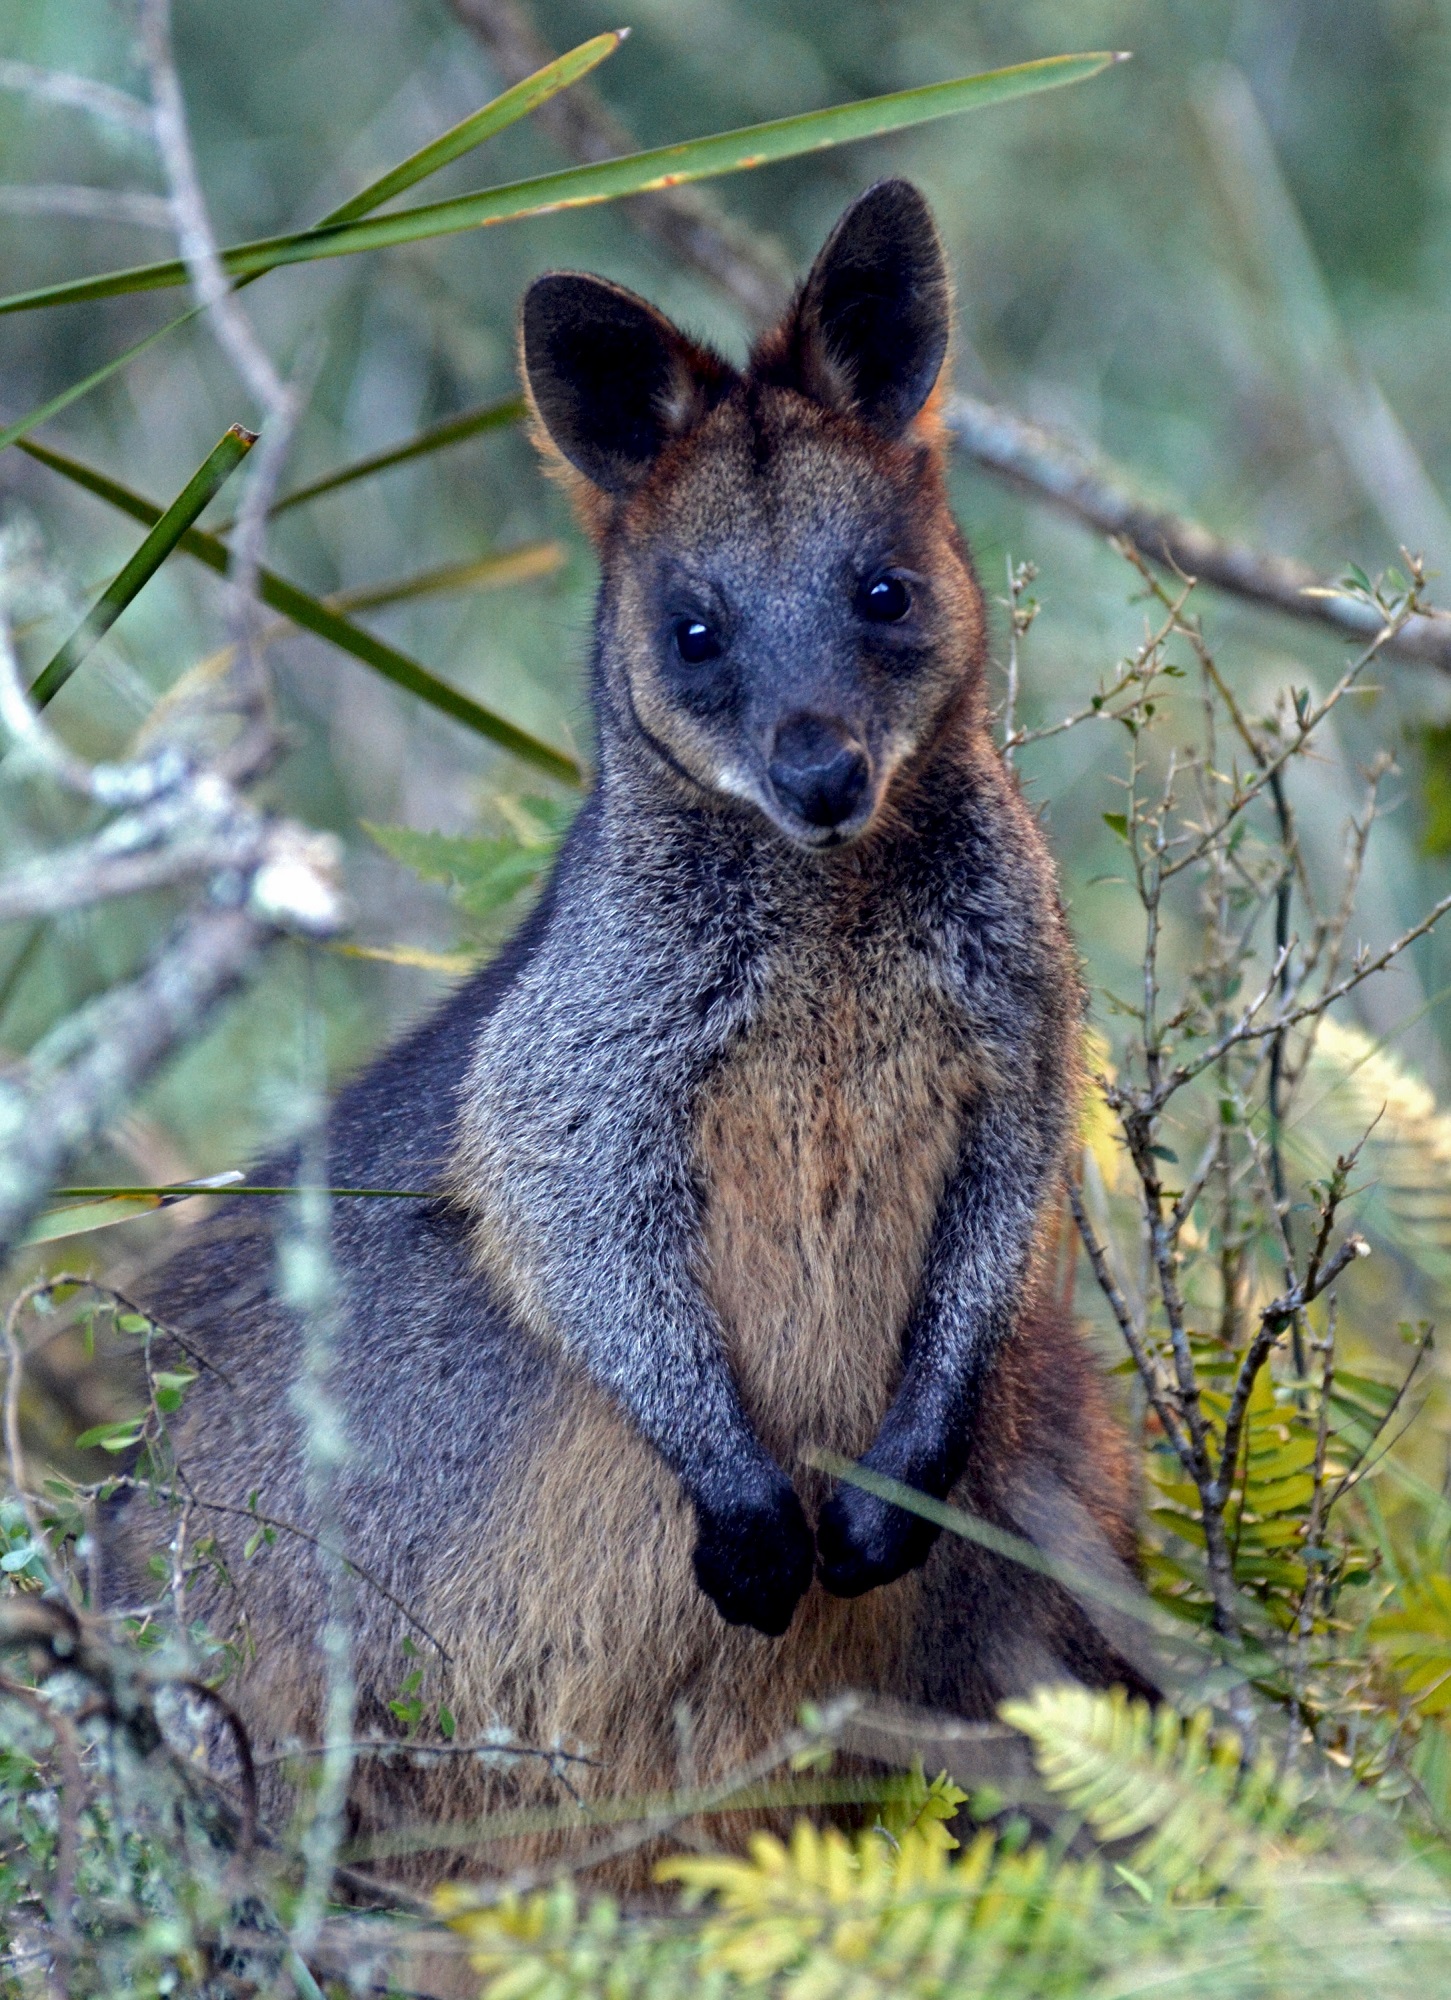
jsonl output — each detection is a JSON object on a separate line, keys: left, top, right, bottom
{"left": 694, "top": 915, "right": 981, "bottom": 1477}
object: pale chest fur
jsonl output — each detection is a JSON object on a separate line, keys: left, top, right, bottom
{"left": 694, "top": 931, "right": 982, "bottom": 1483}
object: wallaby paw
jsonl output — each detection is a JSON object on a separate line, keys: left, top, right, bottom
{"left": 692, "top": 1483, "right": 815, "bottom": 1636}
{"left": 816, "top": 1479, "right": 938, "bottom": 1598}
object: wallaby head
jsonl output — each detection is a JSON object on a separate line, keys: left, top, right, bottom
{"left": 521, "top": 179, "right": 986, "bottom": 849}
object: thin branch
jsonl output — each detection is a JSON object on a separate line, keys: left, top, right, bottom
{"left": 1069, "top": 1179, "right": 1192, "bottom": 1471}
{"left": 0, "top": 819, "right": 279, "bottom": 921}
{"left": 178, "top": 1677, "right": 258, "bottom": 1858}
{"left": 253, "top": 1736, "right": 597, "bottom": 1771}
{"left": 1217, "top": 1232, "right": 1367, "bottom": 1496}
{"left": 944, "top": 393, "right": 1451, "bottom": 672}
{"left": 0, "top": 60, "right": 153, "bottom": 139}
{"left": 140, "top": 0, "right": 303, "bottom": 716}
{"left": 0, "top": 825, "right": 343, "bottom": 1262}
{"left": 0, "top": 185, "right": 173, "bottom": 228}
{"left": 1159, "top": 886, "right": 1451, "bottom": 1104}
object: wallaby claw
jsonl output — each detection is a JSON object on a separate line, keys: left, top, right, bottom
{"left": 692, "top": 1485, "right": 815, "bottom": 1636}
{"left": 815, "top": 1480, "right": 939, "bottom": 1599}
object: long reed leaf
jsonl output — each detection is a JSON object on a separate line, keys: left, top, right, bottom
{"left": 0, "top": 55, "right": 1124, "bottom": 317}
{"left": 28, "top": 423, "right": 255, "bottom": 707}
{"left": 329, "top": 541, "right": 563, "bottom": 614}
{"left": 254, "top": 395, "right": 526, "bottom": 524}
{"left": 17, "top": 436, "right": 583, "bottom": 784}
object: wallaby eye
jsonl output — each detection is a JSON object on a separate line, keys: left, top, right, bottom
{"left": 673, "top": 617, "right": 723, "bottom": 665}
{"left": 859, "top": 575, "right": 912, "bottom": 623}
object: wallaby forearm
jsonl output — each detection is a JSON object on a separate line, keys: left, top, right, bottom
{"left": 453, "top": 847, "right": 817, "bottom": 1631}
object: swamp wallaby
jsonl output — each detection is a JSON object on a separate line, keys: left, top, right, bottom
{"left": 113, "top": 179, "right": 1143, "bottom": 1882}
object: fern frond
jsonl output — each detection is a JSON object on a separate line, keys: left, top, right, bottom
{"left": 1001, "top": 1685, "right": 1298, "bottom": 1896}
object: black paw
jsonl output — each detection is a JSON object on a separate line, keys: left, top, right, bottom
{"left": 816, "top": 1478, "right": 939, "bottom": 1598}
{"left": 692, "top": 1478, "right": 815, "bottom": 1636}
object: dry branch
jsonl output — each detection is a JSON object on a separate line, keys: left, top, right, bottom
{"left": 943, "top": 394, "right": 1451, "bottom": 671}
{"left": 0, "top": 843, "right": 342, "bottom": 1264}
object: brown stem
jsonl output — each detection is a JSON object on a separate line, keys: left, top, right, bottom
{"left": 1069, "top": 1178, "right": 1192, "bottom": 1472}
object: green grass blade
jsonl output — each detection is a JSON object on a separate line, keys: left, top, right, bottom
{"left": 17, "top": 437, "right": 583, "bottom": 786}
{"left": 0, "top": 54, "right": 1126, "bottom": 315}
{"left": 323, "top": 31, "right": 625, "bottom": 225}
{"left": 329, "top": 540, "right": 563, "bottom": 614}
{"left": 28, "top": 423, "right": 255, "bottom": 708}
{"left": 258, "top": 395, "right": 525, "bottom": 523}
{"left": 0, "top": 306, "right": 208, "bottom": 455}
{"left": 0, "top": 38, "right": 620, "bottom": 441}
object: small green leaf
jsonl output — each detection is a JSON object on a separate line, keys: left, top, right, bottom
{"left": 438, "top": 1706, "right": 456, "bottom": 1741}
{"left": 1102, "top": 811, "right": 1131, "bottom": 841}
{"left": 365, "top": 817, "right": 570, "bottom": 925}
{"left": 74, "top": 1419, "right": 144, "bottom": 1452}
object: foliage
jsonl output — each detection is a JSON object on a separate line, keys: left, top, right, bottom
{"left": 436, "top": 1685, "right": 1451, "bottom": 2000}
{"left": 5, "top": 0, "right": 1451, "bottom": 1992}
{"left": 365, "top": 794, "right": 574, "bottom": 939}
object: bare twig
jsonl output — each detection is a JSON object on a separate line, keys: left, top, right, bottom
{"left": 179, "top": 1677, "right": 259, "bottom": 1858}
{"left": 0, "top": 828, "right": 343, "bottom": 1262}
{"left": 1161, "top": 887, "right": 1451, "bottom": 1104}
{"left": 253, "top": 1735, "right": 596, "bottom": 1771}
{"left": 0, "top": 60, "right": 153, "bottom": 140}
{"left": 0, "top": 813, "right": 294, "bottom": 921}
{"left": 1217, "top": 1232, "right": 1368, "bottom": 1500}
{"left": 140, "top": 0, "right": 304, "bottom": 719}
{"left": 0, "top": 184, "right": 173, "bottom": 228}
{"left": 1069, "top": 1178, "right": 1192, "bottom": 1472}
{"left": 945, "top": 394, "right": 1451, "bottom": 671}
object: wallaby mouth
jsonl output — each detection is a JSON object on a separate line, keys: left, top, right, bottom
{"left": 766, "top": 713, "right": 874, "bottom": 844}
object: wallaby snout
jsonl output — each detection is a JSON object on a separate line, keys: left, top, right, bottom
{"left": 767, "top": 713, "right": 871, "bottom": 834}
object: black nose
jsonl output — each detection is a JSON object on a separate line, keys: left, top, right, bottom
{"left": 768, "top": 715, "right": 871, "bottom": 830}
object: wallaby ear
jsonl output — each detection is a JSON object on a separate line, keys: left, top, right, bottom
{"left": 521, "top": 273, "right": 735, "bottom": 494}
{"left": 765, "top": 179, "right": 950, "bottom": 439}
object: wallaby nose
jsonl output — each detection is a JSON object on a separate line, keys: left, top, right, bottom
{"left": 768, "top": 715, "right": 871, "bottom": 831}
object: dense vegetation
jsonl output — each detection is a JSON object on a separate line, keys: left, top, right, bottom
{"left": 3, "top": 1, "right": 1451, "bottom": 1992}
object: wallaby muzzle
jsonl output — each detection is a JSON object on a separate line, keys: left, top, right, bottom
{"left": 767, "top": 712, "right": 872, "bottom": 834}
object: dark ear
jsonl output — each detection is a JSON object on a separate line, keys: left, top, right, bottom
{"left": 521, "top": 274, "right": 735, "bottom": 493}
{"left": 769, "top": 179, "right": 950, "bottom": 438}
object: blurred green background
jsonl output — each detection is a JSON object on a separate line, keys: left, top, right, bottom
{"left": 2, "top": 0, "right": 1450, "bottom": 1335}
